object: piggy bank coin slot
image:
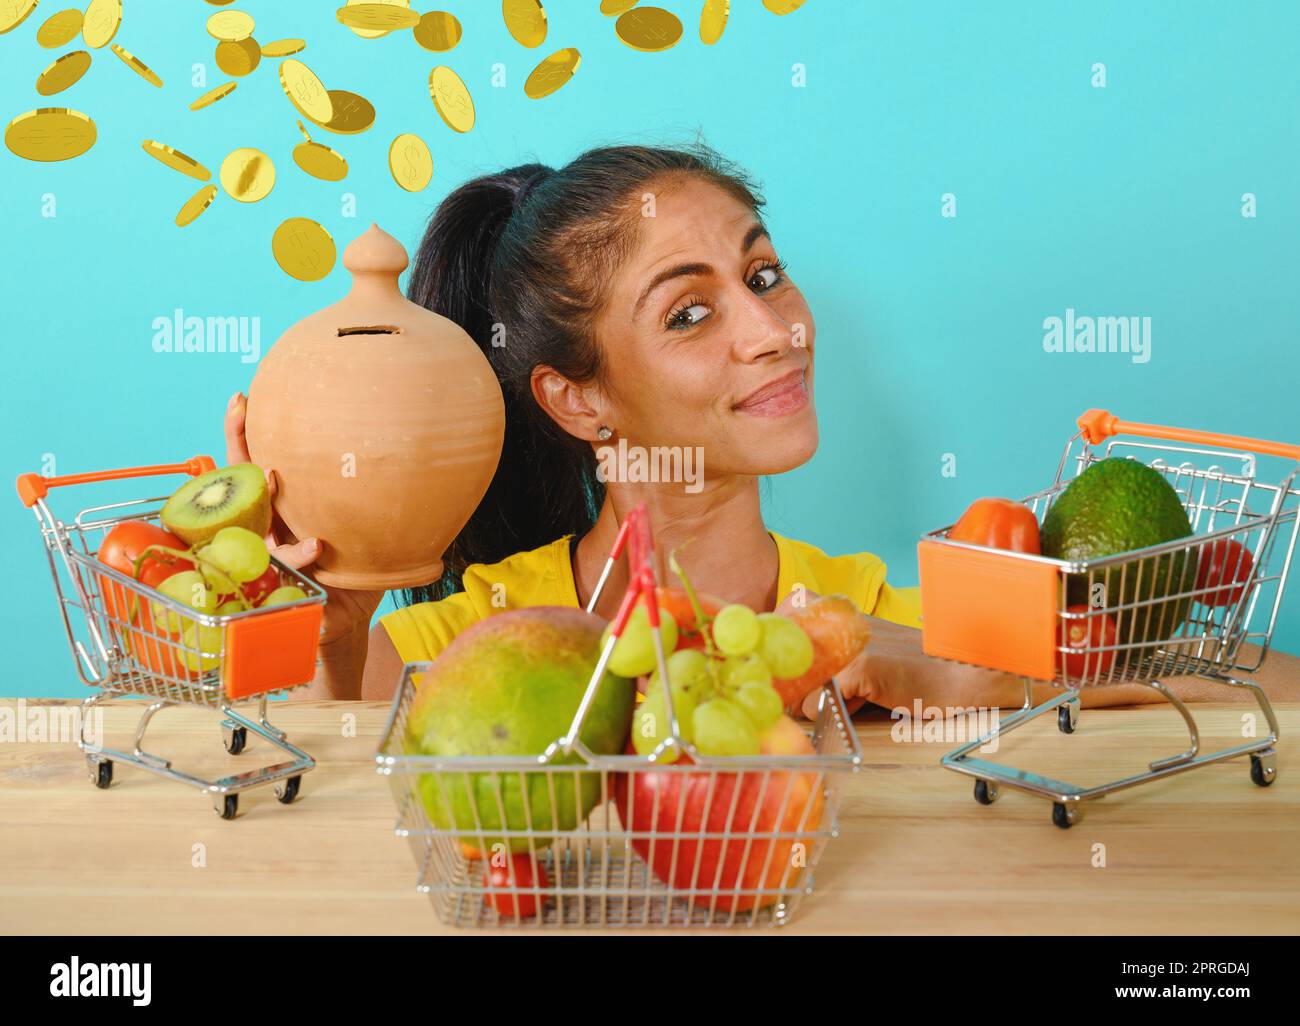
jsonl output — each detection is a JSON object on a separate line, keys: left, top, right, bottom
{"left": 337, "top": 325, "right": 402, "bottom": 337}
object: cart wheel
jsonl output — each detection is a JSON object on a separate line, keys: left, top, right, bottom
{"left": 90, "top": 760, "right": 112, "bottom": 789}
{"left": 223, "top": 724, "right": 247, "bottom": 755}
{"left": 973, "top": 779, "right": 999, "bottom": 805}
{"left": 216, "top": 794, "right": 239, "bottom": 820}
{"left": 1057, "top": 703, "right": 1079, "bottom": 734}
{"left": 1051, "top": 802, "right": 1081, "bottom": 829}
{"left": 275, "top": 776, "right": 301, "bottom": 804}
{"left": 1250, "top": 751, "right": 1277, "bottom": 788}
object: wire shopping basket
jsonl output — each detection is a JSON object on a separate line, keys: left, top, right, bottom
{"left": 17, "top": 457, "right": 327, "bottom": 819}
{"left": 918, "top": 409, "right": 1299, "bottom": 827}
{"left": 376, "top": 503, "right": 863, "bottom": 928}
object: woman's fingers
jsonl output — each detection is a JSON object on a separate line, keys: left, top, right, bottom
{"left": 273, "top": 536, "right": 322, "bottom": 572}
{"left": 225, "top": 392, "right": 251, "bottom": 465}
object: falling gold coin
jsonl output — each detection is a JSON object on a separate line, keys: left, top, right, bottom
{"left": 388, "top": 133, "right": 432, "bottom": 192}
{"left": 341, "top": 0, "right": 408, "bottom": 38}
{"left": 413, "top": 11, "right": 461, "bottom": 51}
{"left": 0, "top": 0, "right": 39, "bottom": 35}
{"left": 429, "top": 66, "right": 474, "bottom": 133}
{"left": 700, "top": 0, "right": 728, "bottom": 44}
{"left": 5, "top": 108, "right": 97, "bottom": 161}
{"left": 36, "top": 9, "right": 84, "bottom": 48}
{"left": 615, "top": 6, "right": 681, "bottom": 51}
{"left": 176, "top": 184, "right": 218, "bottom": 227}
{"left": 220, "top": 147, "right": 275, "bottom": 202}
{"left": 82, "top": 0, "right": 121, "bottom": 49}
{"left": 524, "top": 47, "right": 580, "bottom": 100}
{"left": 36, "top": 51, "right": 92, "bottom": 96}
{"left": 190, "top": 81, "right": 237, "bottom": 110}
{"left": 502, "top": 0, "right": 546, "bottom": 48}
{"left": 142, "top": 139, "right": 212, "bottom": 181}
{"left": 261, "top": 38, "right": 305, "bottom": 57}
{"left": 273, "top": 218, "right": 336, "bottom": 282}
{"left": 762, "top": 0, "right": 807, "bottom": 12}
{"left": 312, "top": 89, "right": 375, "bottom": 134}
{"left": 205, "top": 0, "right": 237, "bottom": 5}
{"left": 280, "top": 59, "right": 334, "bottom": 124}
{"left": 336, "top": 3, "right": 419, "bottom": 30}
{"left": 293, "top": 134, "right": 348, "bottom": 181}
{"left": 207, "top": 9, "right": 254, "bottom": 41}
{"left": 215, "top": 38, "right": 260, "bottom": 76}
{"left": 110, "top": 44, "right": 163, "bottom": 87}
{"left": 600, "top": 0, "right": 638, "bottom": 14}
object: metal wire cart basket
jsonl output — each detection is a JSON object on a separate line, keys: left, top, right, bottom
{"left": 18, "top": 458, "right": 327, "bottom": 819}
{"left": 376, "top": 504, "right": 862, "bottom": 928}
{"left": 918, "top": 409, "right": 1299, "bottom": 828}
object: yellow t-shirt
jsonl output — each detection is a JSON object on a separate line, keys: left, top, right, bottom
{"left": 379, "top": 531, "right": 921, "bottom": 664}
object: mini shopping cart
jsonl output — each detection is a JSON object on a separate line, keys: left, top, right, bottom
{"left": 376, "top": 503, "right": 862, "bottom": 928}
{"left": 918, "top": 409, "right": 1299, "bottom": 828}
{"left": 18, "top": 457, "right": 327, "bottom": 819}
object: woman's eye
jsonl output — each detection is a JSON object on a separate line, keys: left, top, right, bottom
{"left": 749, "top": 260, "right": 786, "bottom": 292}
{"left": 667, "top": 300, "right": 710, "bottom": 331}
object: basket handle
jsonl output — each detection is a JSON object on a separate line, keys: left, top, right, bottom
{"left": 16, "top": 456, "right": 218, "bottom": 509}
{"left": 1077, "top": 410, "right": 1300, "bottom": 462}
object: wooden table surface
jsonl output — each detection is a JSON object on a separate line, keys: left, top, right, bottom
{"left": 2, "top": 674, "right": 1297, "bottom": 935}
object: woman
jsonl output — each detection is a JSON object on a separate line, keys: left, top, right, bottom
{"left": 223, "top": 142, "right": 1259, "bottom": 711}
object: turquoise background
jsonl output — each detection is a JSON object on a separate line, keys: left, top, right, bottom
{"left": 3, "top": 1, "right": 1296, "bottom": 697}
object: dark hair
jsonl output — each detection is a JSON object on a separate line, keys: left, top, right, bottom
{"left": 401, "top": 141, "right": 767, "bottom": 605}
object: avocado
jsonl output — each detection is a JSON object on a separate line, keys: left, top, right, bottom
{"left": 1041, "top": 458, "right": 1198, "bottom": 655}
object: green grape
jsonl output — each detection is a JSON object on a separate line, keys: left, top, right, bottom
{"left": 734, "top": 681, "right": 783, "bottom": 731}
{"left": 181, "top": 622, "right": 224, "bottom": 672}
{"left": 647, "top": 647, "right": 711, "bottom": 695}
{"left": 632, "top": 684, "right": 695, "bottom": 761}
{"left": 712, "top": 603, "right": 760, "bottom": 656}
{"left": 600, "top": 602, "right": 678, "bottom": 678}
{"left": 194, "top": 546, "right": 238, "bottom": 597}
{"left": 262, "top": 585, "right": 308, "bottom": 608}
{"left": 692, "top": 697, "right": 760, "bottom": 757}
{"left": 756, "top": 613, "right": 815, "bottom": 678}
{"left": 720, "top": 652, "right": 773, "bottom": 692}
{"left": 205, "top": 526, "right": 271, "bottom": 584}
{"left": 151, "top": 570, "right": 217, "bottom": 633}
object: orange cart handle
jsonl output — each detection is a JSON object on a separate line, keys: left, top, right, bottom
{"left": 16, "top": 456, "right": 217, "bottom": 509}
{"left": 1077, "top": 410, "right": 1300, "bottom": 463}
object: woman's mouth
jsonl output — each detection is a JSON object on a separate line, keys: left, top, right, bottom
{"left": 733, "top": 368, "right": 809, "bottom": 417}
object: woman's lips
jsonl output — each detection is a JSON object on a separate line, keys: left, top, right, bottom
{"left": 733, "top": 369, "right": 809, "bottom": 417}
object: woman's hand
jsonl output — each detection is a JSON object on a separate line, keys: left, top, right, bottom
{"left": 226, "top": 391, "right": 384, "bottom": 697}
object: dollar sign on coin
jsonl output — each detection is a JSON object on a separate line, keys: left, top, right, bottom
{"left": 82, "top": 0, "right": 121, "bottom": 49}
{"left": 615, "top": 7, "right": 682, "bottom": 51}
{"left": 0, "top": 1, "right": 39, "bottom": 35}
{"left": 37, "top": 9, "right": 85, "bottom": 48}
{"left": 220, "top": 147, "right": 276, "bottom": 202}
{"left": 273, "top": 217, "right": 336, "bottom": 281}
{"left": 6, "top": 108, "right": 97, "bottom": 161}
{"left": 388, "top": 133, "right": 432, "bottom": 191}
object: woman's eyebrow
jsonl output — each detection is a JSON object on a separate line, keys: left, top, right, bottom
{"left": 633, "top": 222, "right": 771, "bottom": 317}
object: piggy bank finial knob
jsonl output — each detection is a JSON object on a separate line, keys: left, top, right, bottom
{"left": 343, "top": 224, "right": 409, "bottom": 288}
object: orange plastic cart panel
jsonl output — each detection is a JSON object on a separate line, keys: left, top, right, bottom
{"left": 223, "top": 603, "right": 324, "bottom": 699}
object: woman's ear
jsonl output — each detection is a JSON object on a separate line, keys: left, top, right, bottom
{"left": 531, "top": 364, "right": 609, "bottom": 443}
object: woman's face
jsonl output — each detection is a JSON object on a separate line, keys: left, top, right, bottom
{"left": 591, "top": 176, "right": 818, "bottom": 479}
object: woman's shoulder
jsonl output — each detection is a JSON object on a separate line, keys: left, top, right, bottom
{"left": 770, "top": 529, "right": 921, "bottom": 628}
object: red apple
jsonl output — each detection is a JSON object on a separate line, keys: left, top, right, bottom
{"left": 613, "top": 716, "right": 825, "bottom": 912}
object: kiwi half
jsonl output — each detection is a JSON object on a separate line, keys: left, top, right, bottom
{"left": 161, "top": 463, "right": 271, "bottom": 546}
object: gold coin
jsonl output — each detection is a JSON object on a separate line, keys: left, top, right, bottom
{"left": 273, "top": 218, "right": 336, "bottom": 282}
{"left": 142, "top": 139, "right": 211, "bottom": 181}
{"left": 306, "top": 89, "right": 374, "bottom": 134}
{"left": 502, "top": 0, "right": 546, "bottom": 48}
{"left": 388, "top": 133, "right": 432, "bottom": 192}
{"left": 428, "top": 66, "right": 474, "bottom": 133}
{"left": 175, "top": 184, "right": 218, "bottom": 227}
{"left": 524, "top": 47, "right": 580, "bottom": 100}
{"left": 215, "top": 38, "right": 260, "bottom": 76}
{"left": 699, "top": 0, "right": 728, "bottom": 44}
{"left": 341, "top": 0, "right": 408, "bottom": 38}
{"left": 762, "top": 0, "right": 807, "bottom": 12}
{"left": 5, "top": 108, "right": 97, "bottom": 161}
{"left": 220, "top": 147, "right": 275, "bottom": 202}
{"left": 279, "top": 59, "right": 333, "bottom": 124}
{"left": 336, "top": 3, "right": 418, "bottom": 30}
{"left": 82, "top": 0, "right": 121, "bottom": 49}
{"left": 205, "top": 0, "right": 237, "bottom": 5}
{"left": 110, "top": 44, "right": 163, "bottom": 87}
{"left": 37, "top": 9, "right": 84, "bottom": 48}
{"left": 615, "top": 7, "right": 681, "bottom": 51}
{"left": 295, "top": 119, "right": 312, "bottom": 142}
{"left": 293, "top": 138, "right": 347, "bottom": 181}
{"left": 207, "top": 9, "right": 254, "bottom": 41}
{"left": 190, "top": 81, "right": 237, "bottom": 110}
{"left": 261, "top": 38, "right": 305, "bottom": 57}
{"left": 36, "top": 51, "right": 92, "bottom": 96}
{"left": 600, "top": 0, "right": 638, "bottom": 13}
{"left": 0, "top": 0, "right": 39, "bottom": 35}
{"left": 413, "top": 11, "right": 461, "bottom": 51}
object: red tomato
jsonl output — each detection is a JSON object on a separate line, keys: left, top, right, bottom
{"left": 483, "top": 854, "right": 549, "bottom": 919}
{"left": 1195, "top": 538, "right": 1254, "bottom": 607}
{"left": 1058, "top": 604, "right": 1118, "bottom": 680}
{"left": 655, "top": 585, "right": 725, "bottom": 651}
{"left": 96, "top": 522, "right": 193, "bottom": 626}
{"left": 948, "top": 497, "right": 1041, "bottom": 554}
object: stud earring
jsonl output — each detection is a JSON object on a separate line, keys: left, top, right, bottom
{"left": 596, "top": 426, "right": 613, "bottom": 441}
